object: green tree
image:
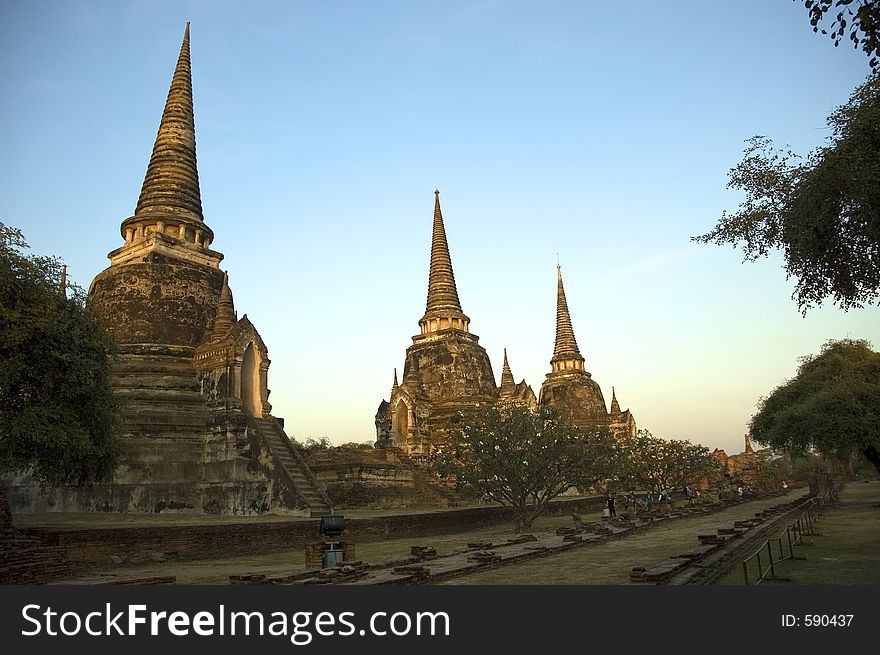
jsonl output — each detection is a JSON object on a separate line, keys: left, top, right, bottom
{"left": 434, "top": 405, "right": 620, "bottom": 532}
{"left": 0, "top": 222, "right": 119, "bottom": 491}
{"left": 799, "top": 0, "right": 880, "bottom": 71}
{"left": 618, "top": 430, "right": 720, "bottom": 494}
{"left": 750, "top": 338, "right": 880, "bottom": 474}
{"left": 693, "top": 75, "right": 880, "bottom": 313}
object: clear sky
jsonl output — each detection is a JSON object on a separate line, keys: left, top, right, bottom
{"left": 1, "top": 0, "right": 877, "bottom": 457}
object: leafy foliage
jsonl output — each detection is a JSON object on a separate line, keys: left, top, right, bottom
{"left": 338, "top": 441, "right": 375, "bottom": 450}
{"left": 800, "top": 0, "right": 880, "bottom": 71}
{"left": 292, "top": 436, "right": 332, "bottom": 452}
{"left": 750, "top": 338, "right": 880, "bottom": 474}
{"left": 0, "top": 222, "right": 119, "bottom": 488}
{"left": 755, "top": 450, "right": 783, "bottom": 483}
{"left": 694, "top": 76, "right": 880, "bottom": 312}
{"left": 617, "top": 429, "right": 720, "bottom": 493}
{"left": 433, "top": 405, "right": 620, "bottom": 531}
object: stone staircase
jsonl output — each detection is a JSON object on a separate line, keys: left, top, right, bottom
{"left": 251, "top": 417, "right": 332, "bottom": 517}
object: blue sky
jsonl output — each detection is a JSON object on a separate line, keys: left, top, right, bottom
{"left": 1, "top": 0, "right": 877, "bottom": 456}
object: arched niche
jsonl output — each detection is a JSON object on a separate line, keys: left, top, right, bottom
{"left": 241, "top": 341, "right": 262, "bottom": 417}
{"left": 392, "top": 398, "right": 410, "bottom": 445}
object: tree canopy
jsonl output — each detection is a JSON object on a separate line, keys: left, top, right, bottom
{"left": 433, "top": 405, "right": 620, "bottom": 531}
{"left": 800, "top": 0, "right": 880, "bottom": 71}
{"left": 694, "top": 75, "right": 879, "bottom": 313}
{"left": 0, "top": 222, "right": 119, "bottom": 488}
{"left": 617, "top": 430, "right": 720, "bottom": 494}
{"left": 750, "top": 339, "right": 880, "bottom": 474}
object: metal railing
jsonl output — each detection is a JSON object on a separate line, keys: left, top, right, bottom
{"left": 741, "top": 487, "right": 840, "bottom": 585}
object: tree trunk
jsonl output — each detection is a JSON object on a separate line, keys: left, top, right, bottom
{"left": 513, "top": 501, "right": 527, "bottom": 533}
{"left": 863, "top": 445, "right": 880, "bottom": 475}
{"left": 513, "top": 501, "right": 543, "bottom": 533}
{"left": 518, "top": 500, "right": 549, "bottom": 533}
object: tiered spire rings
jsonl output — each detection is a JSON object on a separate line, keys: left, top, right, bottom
{"left": 418, "top": 190, "right": 470, "bottom": 334}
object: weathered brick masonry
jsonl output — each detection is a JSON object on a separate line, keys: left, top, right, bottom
{"left": 22, "top": 495, "right": 607, "bottom": 570}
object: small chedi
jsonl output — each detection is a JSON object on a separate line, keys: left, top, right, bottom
{"left": 498, "top": 348, "right": 538, "bottom": 410}
{"left": 711, "top": 434, "right": 768, "bottom": 491}
{"left": 375, "top": 194, "right": 636, "bottom": 456}
{"left": 8, "top": 24, "right": 329, "bottom": 516}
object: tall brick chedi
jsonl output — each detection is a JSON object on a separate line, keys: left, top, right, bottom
{"left": 538, "top": 266, "right": 636, "bottom": 436}
{"left": 90, "top": 23, "right": 222, "bottom": 347}
{"left": 9, "top": 24, "right": 329, "bottom": 515}
{"left": 375, "top": 202, "right": 632, "bottom": 456}
{"left": 377, "top": 191, "right": 498, "bottom": 455}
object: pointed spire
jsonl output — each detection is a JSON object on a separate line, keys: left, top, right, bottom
{"left": 134, "top": 22, "right": 203, "bottom": 224}
{"left": 211, "top": 271, "right": 235, "bottom": 339}
{"left": 391, "top": 368, "right": 399, "bottom": 393}
{"left": 419, "top": 190, "right": 470, "bottom": 332}
{"left": 401, "top": 357, "right": 427, "bottom": 397}
{"left": 744, "top": 434, "right": 754, "bottom": 454}
{"left": 551, "top": 264, "right": 584, "bottom": 368}
{"left": 403, "top": 358, "right": 419, "bottom": 385}
{"left": 58, "top": 264, "right": 67, "bottom": 299}
{"left": 610, "top": 387, "right": 621, "bottom": 415}
{"left": 500, "top": 348, "right": 516, "bottom": 393}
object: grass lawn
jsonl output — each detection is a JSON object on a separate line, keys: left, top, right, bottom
{"left": 439, "top": 490, "right": 813, "bottom": 584}
{"left": 68, "top": 490, "right": 811, "bottom": 584}
{"left": 60, "top": 509, "right": 579, "bottom": 584}
{"left": 715, "top": 481, "right": 880, "bottom": 585}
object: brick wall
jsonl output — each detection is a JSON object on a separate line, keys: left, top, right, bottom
{"left": 25, "top": 495, "right": 607, "bottom": 568}
{"left": 0, "top": 487, "right": 11, "bottom": 530}
{"left": 1, "top": 486, "right": 75, "bottom": 584}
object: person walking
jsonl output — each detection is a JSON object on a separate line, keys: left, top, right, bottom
{"left": 606, "top": 493, "right": 616, "bottom": 517}
{"left": 645, "top": 490, "right": 654, "bottom": 512}
{"left": 659, "top": 488, "right": 672, "bottom": 513}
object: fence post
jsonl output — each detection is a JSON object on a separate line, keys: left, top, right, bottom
{"left": 767, "top": 541, "right": 775, "bottom": 579}
{"left": 743, "top": 561, "right": 749, "bottom": 586}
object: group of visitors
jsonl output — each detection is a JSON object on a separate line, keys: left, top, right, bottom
{"left": 658, "top": 488, "right": 671, "bottom": 506}
{"left": 604, "top": 485, "right": 686, "bottom": 518}
{"left": 736, "top": 484, "right": 755, "bottom": 497}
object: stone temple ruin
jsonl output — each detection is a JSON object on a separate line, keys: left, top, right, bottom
{"left": 8, "top": 24, "right": 330, "bottom": 516}
{"left": 538, "top": 264, "right": 636, "bottom": 438}
{"left": 374, "top": 192, "right": 501, "bottom": 456}
{"left": 375, "top": 193, "right": 637, "bottom": 456}
{"left": 8, "top": 23, "right": 637, "bottom": 514}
